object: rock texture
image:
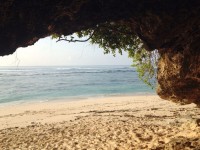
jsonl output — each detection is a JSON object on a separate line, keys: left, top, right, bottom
{"left": 157, "top": 49, "right": 200, "bottom": 106}
{"left": 0, "top": 0, "right": 199, "bottom": 105}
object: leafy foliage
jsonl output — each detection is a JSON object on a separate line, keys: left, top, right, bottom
{"left": 130, "top": 49, "right": 158, "bottom": 88}
{"left": 52, "top": 22, "right": 159, "bottom": 88}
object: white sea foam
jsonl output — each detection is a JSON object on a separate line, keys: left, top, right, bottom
{"left": 0, "top": 66, "right": 155, "bottom": 105}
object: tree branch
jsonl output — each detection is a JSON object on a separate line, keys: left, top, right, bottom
{"left": 56, "top": 30, "right": 95, "bottom": 43}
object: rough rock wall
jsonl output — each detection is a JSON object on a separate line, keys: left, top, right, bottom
{"left": 157, "top": 49, "right": 200, "bottom": 106}
{"left": 0, "top": 0, "right": 153, "bottom": 55}
{"left": 0, "top": 0, "right": 199, "bottom": 105}
{"left": 127, "top": 1, "right": 200, "bottom": 105}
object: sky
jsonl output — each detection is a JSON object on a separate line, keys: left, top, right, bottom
{"left": 0, "top": 36, "right": 132, "bottom": 66}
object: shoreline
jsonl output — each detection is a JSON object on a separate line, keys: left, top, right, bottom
{"left": 0, "top": 95, "right": 164, "bottom": 130}
{"left": 0, "top": 92, "right": 156, "bottom": 108}
{"left": 0, "top": 95, "right": 199, "bottom": 149}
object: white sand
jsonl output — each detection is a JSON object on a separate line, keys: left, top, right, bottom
{"left": 0, "top": 95, "right": 199, "bottom": 149}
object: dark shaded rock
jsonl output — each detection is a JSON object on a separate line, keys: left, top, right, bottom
{"left": 0, "top": 0, "right": 199, "bottom": 105}
{"left": 0, "top": 0, "right": 162, "bottom": 55}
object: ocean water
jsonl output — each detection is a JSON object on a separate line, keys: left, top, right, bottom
{"left": 0, "top": 66, "right": 155, "bottom": 104}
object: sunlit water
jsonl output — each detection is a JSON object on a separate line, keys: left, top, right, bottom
{"left": 0, "top": 66, "right": 155, "bottom": 105}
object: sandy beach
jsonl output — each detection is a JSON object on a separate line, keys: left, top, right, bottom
{"left": 0, "top": 95, "right": 199, "bottom": 149}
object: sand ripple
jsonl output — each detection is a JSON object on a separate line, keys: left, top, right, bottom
{"left": 0, "top": 96, "right": 199, "bottom": 149}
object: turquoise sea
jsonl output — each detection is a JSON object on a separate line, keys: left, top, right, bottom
{"left": 0, "top": 66, "right": 155, "bottom": 105}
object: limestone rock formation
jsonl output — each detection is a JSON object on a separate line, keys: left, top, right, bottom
{"left": 0, "top": 0, "right": 199, "bottom": 105}
{"left": 157, "top": 49, "right": 200, "bottom": 106}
